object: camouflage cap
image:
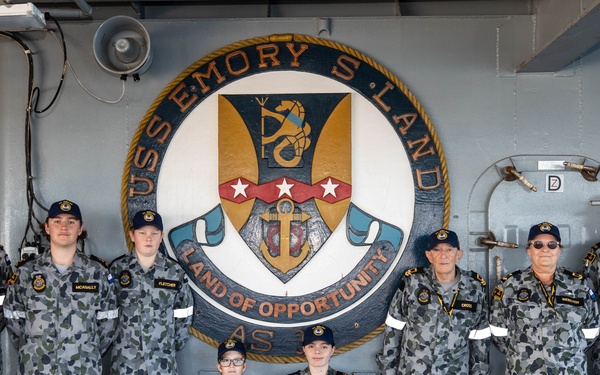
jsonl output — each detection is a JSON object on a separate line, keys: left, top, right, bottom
{"left": 428, "top": 229, "right": 459, "bottom": 250}
{"left": 303, "top": 324, "right": 335, "bottom": 346}
{"left": 131, "top": 210, "right": 163, "bottom": 231}
{"left": 528, "top": 222, "right": 561, "bottom": 242}
{"left": 217, "top": 339, "right": 246, "bottom": 360}
{"left": 47, "top": 200, "right": 82, "bottom": 222}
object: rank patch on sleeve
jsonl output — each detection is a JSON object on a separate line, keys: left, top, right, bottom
{"left": 584, "top": 252, "right": 597, "bottom": 265}
{"left": 492, "top": 286, "right": 504, "bottom": 300}
{"left": 8, "top": 271, "right": 18, "bottom": 285}
{"left": 404, "top": 267, "right": 418, "bottom": 277}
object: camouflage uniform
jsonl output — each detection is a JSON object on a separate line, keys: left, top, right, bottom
{"left": 287, "top": 367, "right": 348, "bottom": 375}
{"left": 3, "top": 250, "right": 118, "bottom": 375}
{"left": 376, "top": 266, "right": 490, "bottom": 375}
{"left": 109, "top": 251, "right": 193, "bottom": 375}
{"left": 490, "top": 267, "right": 599, "bottom": 375}
{"left": 0, "top": 246, "right": 13, "bottom": 375}
{"left": 580, "top": 243, "right": 600, "bottom": 374}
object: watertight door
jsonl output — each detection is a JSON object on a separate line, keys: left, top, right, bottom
{"left": 468, "top": 155, "right": 600, "bottom": 375}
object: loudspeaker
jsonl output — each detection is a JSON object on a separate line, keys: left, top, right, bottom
{"left": 93, "top": 15, "right": 152, "bottom": 79}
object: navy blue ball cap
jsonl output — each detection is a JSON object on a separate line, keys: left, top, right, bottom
{"left": 528, "top": 222, "right": 561, "bottom": 242}
{"left": 47, "top": 200, "right": 82, "bottom": 222}
{"left": 131, "top": 210, "right": 163, "bottom": 231}
{"left": 428, "top": 229, "right": 459, "bottom": 250}
{"left": 303, "top": 324, "right": 335, "bottom": 346}
{"left": 132, "top": 210, "right": 163, "bottom": 231}
{"left": 217, "top": 339, "right": 246, "bottom": 360}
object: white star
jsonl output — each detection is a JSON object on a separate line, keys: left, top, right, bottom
{"left": 231, "top": 179, "right": 249, "bottom": 198}
{"left": 321, "top": 178, "right": 339, "bottom": 198}
{"left": 276, "top": 178, "right": 294, "bottom": 198}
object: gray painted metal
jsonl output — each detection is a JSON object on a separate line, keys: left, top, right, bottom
{"left": 2, "top": 10, "right": 600, "bottom": 375}
{"left": 519, "top": 0, "right": 600, "bottom": 72}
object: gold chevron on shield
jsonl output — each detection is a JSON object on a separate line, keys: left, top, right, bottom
{"left": 218, "top": 95, "right": 257, "bottom": 231}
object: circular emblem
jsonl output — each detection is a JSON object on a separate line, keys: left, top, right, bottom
{"left": 517, "top": 288, "right": 531, "bottom": 302}
{"left": 60, "top": 201, "right": 72, "bottom": 212}
{"left": 312, "top": 325, "right": 325, "bottom": 337}
{"left": 540, "top": 222, "right": 552, "bottom": 232}
{"left": 143, "top": 211, "right": 155, "bottom": 222}
{"left": 224, "top": 339, "right": 237, "bottom": 349}
{"left": 436, "top": 229, "right": 449, "bottom": 241}
{"left": 417, "top": 287, "right": 430, "bottom": 304}
{"left": 32, "top": 274, "right": 46, "bottom": 292}
{"left": 122, "top": 34, "right": 449, "bottom": 360}
{"left": 119, "top": 270, "right": 132, "bottom": 287}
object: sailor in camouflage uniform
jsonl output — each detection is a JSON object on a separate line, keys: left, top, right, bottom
{"left": 582, "top": 240, "right": 600, "bottom": 374}
{"left": 287, "top": 325, "right": 348, "bottom": 375}
{"left": 4, "top": 199, "right": 118, "bottom": 375}
{"left": 0, "top": 244, "right": 13, "bottom": 375}
{"left": 490, "top": 222, "right": 600, "bottom": 375}
{"left": 109, "top": 209, "right": 193, "bottom": 375}
{"left": 376, "top": 229, "right": 490, "bottom": 375}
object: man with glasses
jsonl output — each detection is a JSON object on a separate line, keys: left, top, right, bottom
{"left": 376, "top": 229, "right": 490, "bottom": 375}
{"left": 217, "top": 339, "right": 247, "bottom": 375}
{"left": 490, "top": 222, "right": 600, "bottom": 374}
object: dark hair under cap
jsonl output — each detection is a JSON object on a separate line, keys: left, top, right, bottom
{"left": 303, "top": 324, "right": 335, "bottom": 346}
{"left": 217, "top": 339, "right": 246, "bottom": 360}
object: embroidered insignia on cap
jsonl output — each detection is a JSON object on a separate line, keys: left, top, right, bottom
{"left": 517, "top": 288, "right": 531, "bottom": 302}
{"left": 143, "top": 211, "right": 155, "bottom": 222}
{"left": 225, "top": 339, "right": 237, "bottom": 349}
{"left": 119, "top": 270, "right": 132, "bottom": 287}
{"left": 312, "top": 325, "right": 326, "bottom": 336}
{"left": 492, "top": 286, "right": 504, "bottom": 300}
{"left": 59, "top": 200, "right": 73, "bottom": 212}
{"left": 32, "top": 274, "right": 46, "bottom": 292}
{"left": 436, "top": 229, "right": 449, "bottom": 241}
{"left": 417, "top": 287, "right": 430, "bottom": 304}
{"left": 539, "top": 222, "right": 552, "bottom": 232}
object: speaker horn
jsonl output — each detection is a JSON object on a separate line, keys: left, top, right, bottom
{"left": 93, "top": 15, "right": 152, "bottom": 79}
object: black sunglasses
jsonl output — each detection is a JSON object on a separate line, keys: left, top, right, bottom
{"left": 528, "top": 240, "right": 560, "bottom": 250}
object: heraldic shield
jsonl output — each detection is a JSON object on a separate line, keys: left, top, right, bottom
{"left": 218, "top": 93, "right": 351, "bottom": 282}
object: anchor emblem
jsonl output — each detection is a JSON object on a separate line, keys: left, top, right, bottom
{"left": 217, "top": 93, "right": 352, "bottom": 281}
{"left": 260, "top": 198, "right": 311, "bottom": 273}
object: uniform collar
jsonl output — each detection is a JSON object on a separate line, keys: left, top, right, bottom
{"left": 127, "top": 250, "right": 168, "bottom": 270}
{"left": 43, "top": 248, "right": 87, "bottom": 270}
